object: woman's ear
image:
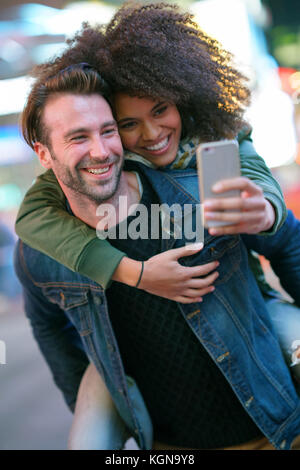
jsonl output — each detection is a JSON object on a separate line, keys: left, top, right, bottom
{"left": 34, "top": 142, "right": 53, "bottom": 169}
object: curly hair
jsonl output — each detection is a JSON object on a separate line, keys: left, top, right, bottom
{"left": 29, "top": 1, "right": 251, "bottom": 141}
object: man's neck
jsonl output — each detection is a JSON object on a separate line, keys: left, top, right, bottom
{"left": 67, "top": 171, "right": 140, "bottom": 229}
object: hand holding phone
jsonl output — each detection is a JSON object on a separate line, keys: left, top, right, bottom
{"left": 196, "top": 140, "right": 275, "bottom": 234}
{"left": 197, "top": 140, "right": 241, "bottom": 228}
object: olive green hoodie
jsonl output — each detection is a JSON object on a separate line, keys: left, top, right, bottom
{"left": 15, "top": 130, "right": 286, "bottom": 289}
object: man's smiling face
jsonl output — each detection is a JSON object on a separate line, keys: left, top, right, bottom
{"left": 36, "top": 93, "right": 124, "bottom": 204}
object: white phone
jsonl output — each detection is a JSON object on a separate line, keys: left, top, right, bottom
{"left": 196, "top": 139, "right": 241, "bottom": 227}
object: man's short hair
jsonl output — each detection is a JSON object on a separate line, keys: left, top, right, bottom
{"left": 22, "top": 63, "right": 112, "bottom": 149}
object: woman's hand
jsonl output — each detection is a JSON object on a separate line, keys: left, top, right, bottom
{"left": 113, "top": 243, "right": 219, "bottom": 303}
{"left": 139, "top": 243, "right": 219, "bottom": 303}
{"left": 203, "top": 177, "right": 275, "bottom": 235}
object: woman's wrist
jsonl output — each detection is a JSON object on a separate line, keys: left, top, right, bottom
{"left": 112, "top": 256, "right": 143, "bottom": 287}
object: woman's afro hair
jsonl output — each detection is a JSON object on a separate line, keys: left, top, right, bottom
{"left": 31, "top": 2, "right": 251, "bottom": 140}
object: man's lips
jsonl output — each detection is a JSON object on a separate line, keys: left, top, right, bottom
{"left": 80, "top": 163, "right": 113, "bottom": 178}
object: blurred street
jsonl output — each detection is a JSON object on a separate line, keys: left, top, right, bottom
{"left": 0, "top": 295, "right": 73, "bottom": 450}
{"left": 0, "top": 292, "right": 139, "bottom": 450}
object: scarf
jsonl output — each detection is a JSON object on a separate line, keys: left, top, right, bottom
{"left": 124, "top": 136, "right": 200, "bottom": 170}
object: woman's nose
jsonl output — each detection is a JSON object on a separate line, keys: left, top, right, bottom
{"left": 141, "top": 121, "right": 160, "bottom": 141}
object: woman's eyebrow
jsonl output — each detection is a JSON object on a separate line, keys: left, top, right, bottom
{"left": 151, "top": 101, "right": 167, "bottom": 112}
{"left": 117, "top": 102, "right": 166, "bottom": 124}
{"left": 117, "top": 116, "right": 135, "bottom": 125}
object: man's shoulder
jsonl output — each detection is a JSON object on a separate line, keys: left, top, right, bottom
{"left": 15, "top": 240, "right": 66, "bottom": 284}
{"left": 14, "top": 240, "right": 92, "bottom": 288}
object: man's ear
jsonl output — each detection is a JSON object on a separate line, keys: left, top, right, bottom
{"left": 34, "top": 142, "right": 52, "bottom": 169}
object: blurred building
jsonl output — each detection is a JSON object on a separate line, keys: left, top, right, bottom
{"left": 191, "top": 0, "right": 299, "bottom": 170}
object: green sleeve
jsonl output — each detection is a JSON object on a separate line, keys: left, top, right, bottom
{"left": 15, "top": 169, "right": 126, "bottom": 288}
{"left": 237, "top": 128, "right": 287, "bottom": 235}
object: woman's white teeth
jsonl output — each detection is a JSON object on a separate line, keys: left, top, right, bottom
{"left": 146, "top": 137, "right": 168, "bottom": 151}
{"left": 87, "top": 167, "right": 109, "bottom": 175}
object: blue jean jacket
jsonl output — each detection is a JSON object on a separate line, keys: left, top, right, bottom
{"left": 14, "top": 163, "right": 300, "bottom": 450}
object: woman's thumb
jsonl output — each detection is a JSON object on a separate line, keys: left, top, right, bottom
{"left": 172, "top": 242, "right": 204, "bottom": 259}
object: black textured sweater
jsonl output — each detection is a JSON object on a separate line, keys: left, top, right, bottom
{"left": 106, "top": 174, "right": 261, "bottom": 448}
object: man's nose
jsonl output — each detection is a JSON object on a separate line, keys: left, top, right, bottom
{"left": 89, "top": 136, "right": 109, "bottom": 159}
{"left": 141, "top": 121, "right": 160, "bottom": 141}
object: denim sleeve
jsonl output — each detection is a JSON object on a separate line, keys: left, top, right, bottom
{"left": 242, "top": 210, "right": 300, "bottom": 306}
{"left": 14, "top": 242, "right": 89, "bottom": 412}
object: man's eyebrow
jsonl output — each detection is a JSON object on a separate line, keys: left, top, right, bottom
{"left": 64, "top": 128, "right": 88, "bottom": 139}
{"left": 64, "top": 121, "right": 117, "bottom": 139}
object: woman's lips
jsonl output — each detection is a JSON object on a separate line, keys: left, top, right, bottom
{"left": 142, "top": 135, "right": 171, "bottom": 156}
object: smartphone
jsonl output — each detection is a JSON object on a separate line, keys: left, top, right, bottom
{"left": 196, "top": 139, "right": 241, "bottom": 227}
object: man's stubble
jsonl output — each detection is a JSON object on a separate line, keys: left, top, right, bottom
{"left": 50, "top": 150, "right": 124, "bottom": 204}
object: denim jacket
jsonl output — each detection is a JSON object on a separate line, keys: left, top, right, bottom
{"left": 14, "top": 162, "right": 300, "bottom": 450}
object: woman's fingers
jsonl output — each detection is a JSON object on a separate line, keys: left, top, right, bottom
{"left": 141, "top": 245, "right": 221, "bottom": 303}
{"left": 204, "top": 196, "right": 265, "bottom": 213}
{"left": 175, "top": 296, "right": 204, "bottom": 304}
{"left": 205, "top": 210, "right": 262, "bottom": 225}
{"left": 202, "top": 176, "right": 275, "bottom": 234}
{"left": 187, "top": 260, "right": 219, "bottom": 278}
{"left": 187, "top": 270, "right": 219, "bottom": 288}
{"left": 211, "top": 176, "right": 263, "bottom": 195}
{"left": 170, "top": 242, "right": 204, "bottom": 259}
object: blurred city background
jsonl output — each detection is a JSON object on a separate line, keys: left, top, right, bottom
{"left": 0, "top": 0, "right": 299, "bottom": 450}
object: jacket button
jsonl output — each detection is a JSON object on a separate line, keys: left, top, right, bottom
{"left": 216, "top": 351, "right": 230, "bottom": 362}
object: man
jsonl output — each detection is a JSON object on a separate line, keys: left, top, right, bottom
{"left": 14, "top": 63, "right": 300, "bottom": 450}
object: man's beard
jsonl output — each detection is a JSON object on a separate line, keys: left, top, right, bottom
{"left": 50, "top": 152, "right": 124, "bottom": 204}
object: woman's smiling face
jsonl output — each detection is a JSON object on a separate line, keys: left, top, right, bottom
{"left": 114, "top": 93, "right": 182, "bottom": 167}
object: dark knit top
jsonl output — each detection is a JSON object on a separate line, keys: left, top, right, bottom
{"left": 106, "top": 174, "right": 261, "bottom": 448}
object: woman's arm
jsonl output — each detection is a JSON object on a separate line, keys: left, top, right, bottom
{"left": 15, "top": 170, "right": 218, "bottom": 302}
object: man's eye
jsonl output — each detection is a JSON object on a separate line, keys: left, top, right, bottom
{"left": 71, "top": 135, "right": 86, "bottom": 141}
{"left": 103, "top": 127, "right": 117, "bottom": 135}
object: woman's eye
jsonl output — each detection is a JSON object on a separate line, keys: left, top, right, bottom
{"left": 154, "top": 106, "right": 167, "bottom": 116}
{"left": 119, "top": 121, "right": 136, "bottom": 130}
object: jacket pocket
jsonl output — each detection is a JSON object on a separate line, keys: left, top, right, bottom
{"left": 42, "top": 287, "right": 92, "bottom": 336}
{"left": 181, "top": 235, "right": 241, "bottom": 285}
